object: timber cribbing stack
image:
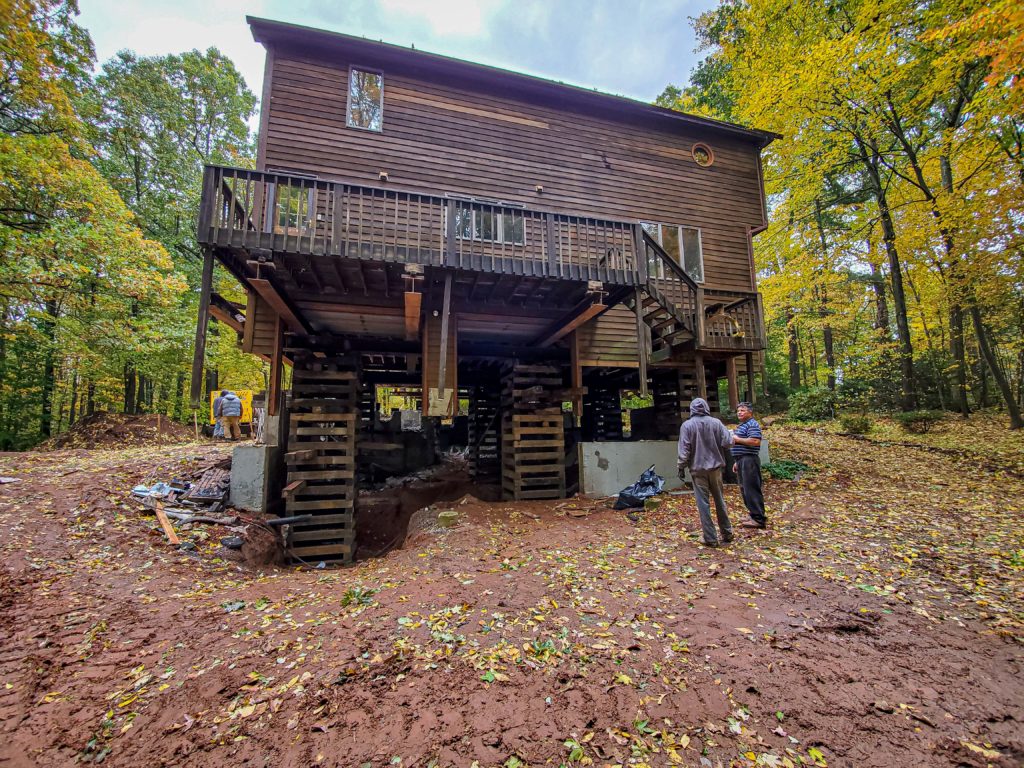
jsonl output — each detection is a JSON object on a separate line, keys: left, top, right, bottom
{"left": 468, "top": 384, "right": 501, "bottom": 483}
{"left": 283, "top": 356, "right": 359, "bottom": 564}
{"left": 501, "top": 364, "right": 566, "bottom": 500}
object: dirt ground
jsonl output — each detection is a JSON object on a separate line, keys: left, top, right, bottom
{"left": 0, "top": 426, "right": 1021, "bottom": 768}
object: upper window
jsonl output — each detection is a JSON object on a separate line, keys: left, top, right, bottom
{"left": 347, "top": 68, "right": 383, "bottom": 131}
{"left": 642, "top": 222, "right": 704, "bottom": 283}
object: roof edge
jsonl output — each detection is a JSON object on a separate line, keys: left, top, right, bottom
{"left": 247, "top": 16, "right": 780, "bottom": 148}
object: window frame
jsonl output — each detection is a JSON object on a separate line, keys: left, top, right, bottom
{"left": 641, "top": 221, "right": 705, "bottom": 284}
{"left": 345, "top": 65, "right": 384, "bottom": 133}
{"left": 451, "top": 205, "right": 526, "bottom": 246}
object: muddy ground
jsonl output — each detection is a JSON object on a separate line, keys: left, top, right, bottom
{"left": 0, "top": 427, "right": 1021, "bottom": 768}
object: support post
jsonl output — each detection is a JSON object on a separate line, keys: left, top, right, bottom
{"left": 726, "top": 356, "right": 739, "bottom": 413}
{"left": 268, "top": 318, "right": 283, "bottom": 417}
{"left": 634, "top": 286, "right": 648, "bottom": 396}
{"left": 437, "top": 272, "right": 453, "bottom": 396}
{"left": 695, "top": 352, "right": 707, "bottom": 400}
{"left": 745, "top": 352, "right": 756, "bottom": 404}
{"left": 570, "top": 330, "right": 583, "bottom": 427}
{"left": 190, "top": 246, "right": 215, "bottom": 407}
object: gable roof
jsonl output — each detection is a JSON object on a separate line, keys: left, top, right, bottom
{"left": 247, "top": 16, "right": 780, "bottom": 148}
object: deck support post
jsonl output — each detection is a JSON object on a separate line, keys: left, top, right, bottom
{"left": 189, "top": 245, "right": 215, "bottom": 408}
{"left": 745, "top": 352, "right": 756, "bottom": 404}
{"left": 634, "top": 287, "right": 648, "bottom": 397}
{"left": 570, "top": 330, "right": 583, "bottom": 427}
{"left": 437, "top": 272, "right": 453, "bottom": 397}
{"left": 268, "top": 318, "right": 283, "bottom": 417}
{"left": 726, "top": 356, "right": 739, "bottom": 413}
{"left": 695, "top": 352, "right": 707, "bottom": 400}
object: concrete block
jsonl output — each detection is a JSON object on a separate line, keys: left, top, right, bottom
{"left": 230, "top": 445, "right": 280, "bottom": 513}
{"left": 580, "top": 439, "right": 770, "bottom": 498}
{"left": 437, "top": 510, "right": 459, "bottom": 527}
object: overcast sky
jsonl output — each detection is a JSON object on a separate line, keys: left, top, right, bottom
{"left": 77, "top": 0, "right": 717, "bottom": 106}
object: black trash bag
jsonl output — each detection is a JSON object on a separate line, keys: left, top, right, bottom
{"left": 613, "top": 464, "right": 665, "bottom": 509}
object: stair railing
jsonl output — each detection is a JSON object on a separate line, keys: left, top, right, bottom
{"left": 638, "top": 228, "right": 700, "bottom": 337}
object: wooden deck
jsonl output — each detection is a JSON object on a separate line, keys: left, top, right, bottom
{"left": 198, "top": 164, "right": 766, "bottom": 352}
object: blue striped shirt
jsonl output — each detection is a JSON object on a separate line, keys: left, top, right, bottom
{"left": 732, "top": 417, "right": 762, "bottom": 457}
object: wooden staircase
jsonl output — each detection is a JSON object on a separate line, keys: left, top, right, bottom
{"left": 625, "top": 287, "right": 696, "bottom": 363}
{"left": 282, "top": 356, "right": 359, "bottom": 564}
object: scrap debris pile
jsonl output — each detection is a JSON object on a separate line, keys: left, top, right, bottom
{"left": 130, "top": 458, "right": 282, "bottom": 562}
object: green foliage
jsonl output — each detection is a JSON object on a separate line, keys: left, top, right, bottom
{"left": 787, "top": 387, "right": 836, "bottom": 422}
{"left": 839, "top": 413, "right": 873, "bottom": 434}
{"left": 764, "top": 459, "right": 812, "bottom": 480}
{"left": 894, "top": 410, "right": 944, "bottom": 434}
{"left": 667, "top": 0, "right": 1024, "bottom": 425}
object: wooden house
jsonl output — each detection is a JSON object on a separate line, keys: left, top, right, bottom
{"left": 191, "top": 17, "right": 778, "bottom": 562}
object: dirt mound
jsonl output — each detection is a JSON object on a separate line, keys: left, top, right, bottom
{"left": 41, "top": 411, "right": 196, "bottom": 450}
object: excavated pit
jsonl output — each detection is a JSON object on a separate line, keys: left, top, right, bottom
{"left": 353, "top": 456, "right": 500, "bottom": 559}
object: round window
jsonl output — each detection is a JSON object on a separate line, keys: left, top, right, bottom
{"left": 692, "top": 143, "right": 715, "bottom": 167}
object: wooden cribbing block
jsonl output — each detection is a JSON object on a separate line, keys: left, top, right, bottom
{"left": 283, "top": 480, "right": 307, "bottom": 497}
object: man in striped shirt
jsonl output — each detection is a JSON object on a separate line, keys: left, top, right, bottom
{"left": 732, "top": 402, "right": 767, "bottom": 529}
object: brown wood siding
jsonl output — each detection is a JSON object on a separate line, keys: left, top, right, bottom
{"left": 262, "top": 48, "right": 765, "bottom": 295}
{"left": 576, "top": 306, "right": 640, "bottom": 367}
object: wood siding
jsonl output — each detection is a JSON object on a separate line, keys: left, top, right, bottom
{"left": 261, "top": 47, "right": 765, "bottom": 295}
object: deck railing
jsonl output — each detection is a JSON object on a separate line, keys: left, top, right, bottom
{"left": 198, "top": 165, "right": 642, "bottom": 284}
{"left": 197, "top": 164, "right": 765, "bottom": 350}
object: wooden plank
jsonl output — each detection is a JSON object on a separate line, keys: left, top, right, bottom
{"left": 404, "top": 290, "right": 422, "bottom": 340}
{"left": 282, "top": 480, "right": 307, "bottom": 498}
{"left": 154, "top": 501, "right": 181, "bottom": 546}
{"left": 286, "top": 469, "right": 356, "bottom": 480}
{"left": 288, "top": 543, "right": 352, "bottom": 558}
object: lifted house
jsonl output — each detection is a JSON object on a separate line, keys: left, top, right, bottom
{"left": 191, "top": 17, "right": 777, "bottom": 562}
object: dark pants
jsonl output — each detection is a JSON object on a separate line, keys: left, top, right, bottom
{"left": 735, "top": 454, "right": 766, "bottom": 525}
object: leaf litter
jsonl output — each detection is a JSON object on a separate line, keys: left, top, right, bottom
{"left": 0, "top": 426, "right": 1020, "bottom": 767}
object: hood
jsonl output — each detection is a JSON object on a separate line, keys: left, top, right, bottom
{"left": 223, "top": 392, "right": 240, "bottom": 401}
{"left": 689, "top": 398, "right": 710, "bottom": 416}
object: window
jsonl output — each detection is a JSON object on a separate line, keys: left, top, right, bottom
{"left": 453, "top": 206, "right": 525, "bottom": 245}
{"left": 642, "top": 222, "right": 704, "bottom": 283}
{"left": 272, "top": 183, "right": 315, "bottom": 234}
{"left": 692, "top": 142, "right": 715, "bottom": 167}
{"left": 347, "top": 68, "right": 383, "bottom": 131}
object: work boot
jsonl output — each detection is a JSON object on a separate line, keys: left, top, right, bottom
{"left": 741, "top": 520, "right": 766, "bottom": 529}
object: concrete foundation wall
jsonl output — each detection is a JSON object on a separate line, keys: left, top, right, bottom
{"left": 580, "top": 439, "right": 770, "bottom": 498}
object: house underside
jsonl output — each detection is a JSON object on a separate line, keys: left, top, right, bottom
{"left": 192, "top": 166, "right": 766, "bottom": 563}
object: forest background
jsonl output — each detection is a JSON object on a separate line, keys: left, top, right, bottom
{"left": 1, "top": 0, "right": 1022, "bottom": 449}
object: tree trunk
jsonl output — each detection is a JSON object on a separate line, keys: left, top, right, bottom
{"left": 856, "top": 143, "right": 914, "bottom": 409}
{"left": 969, "top": 304, "right": 1023, "bottom": 428}
{"left": 173, "top": 371, "right": 186, "bottom": 420}
{"left": 787, "top": 311, "right": 800, "bottom": 390}
{"left": 69, "top": 372, "right": 78, "bottom": 426}
{"left": 87, "top": 381, "right": 95, "bottom": 416}
{"left": 868, "top": 256, "right": 890, "bottom": 333}
{"left": 124, "top": 362, "right": 137, "bottom": 414}
{"left": 40, "top": 299, "right": 58, "bottom": 439}
{"left": 949, "top": 304, "right": 970, "bottom": 416}
{"left": 813, "top": 199, "right": 836, "bottom": 390}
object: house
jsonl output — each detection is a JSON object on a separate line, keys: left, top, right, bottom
{"left": 191, "top": 17, "right": 778, "bottom": 562}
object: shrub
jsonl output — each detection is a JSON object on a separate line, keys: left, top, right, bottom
{"left": 787, "top": 387, "right": 836, "bottom": 422}
{"left": 839, "top": 413, "right": 873, "bottom": 434}
{"left": 764, "top": 459, "right": 811, "bottom": 480}
{"left": 894, "top": 410, "right": 944, "bottom": 434}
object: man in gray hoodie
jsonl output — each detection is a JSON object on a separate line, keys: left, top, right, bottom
{"left": 677, "top": 397, "right": 734, "bottom": 547}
